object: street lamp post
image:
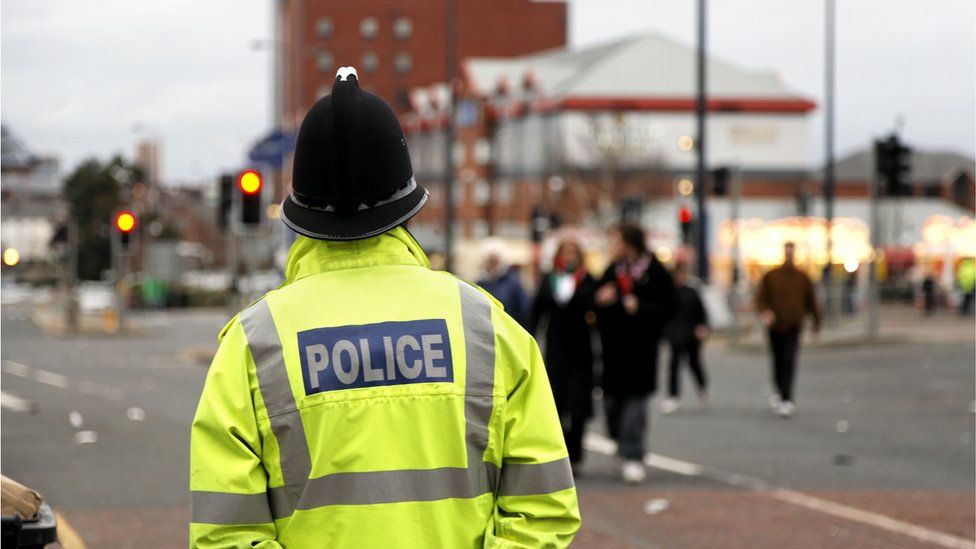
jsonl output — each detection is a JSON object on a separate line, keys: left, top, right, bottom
{"left": 695, "top": 0, "right": 709, "bottom": 282}
{"left": 443, "top": 0, "right": 458, "bottom": 272}
{"left": 823, "top": 0, "right": 836, "bottom": 316}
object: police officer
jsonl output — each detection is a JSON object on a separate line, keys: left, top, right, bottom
{"left": 189, "top": 68, "right": 580, "bottom": 547}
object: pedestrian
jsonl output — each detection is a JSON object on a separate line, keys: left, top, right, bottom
{"left": 529, "top": 238, "right": 598, "bottom": 475}
{"left": 477, "top": 242, "right": 530, "bottom": 328}
{"left": 921, "top": 273, "right": 937, "bottom": 315}
{"left": 659, "top": 262, "right": 709, "bottom": 415}
{"left": 594, "top": 223, "right": 674, "bottom": 484}
{"left": 956, "top": 257, "right": 974, "bottom": 316}
{"left": 756, "top": 241, "right": 821, "bottom": 418}
{"left": 189, "top": 68, "right": 579, "bottom": 548}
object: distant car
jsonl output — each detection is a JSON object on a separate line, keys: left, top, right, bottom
{"left": 77, "top": 282, "right": 115, "bottom": 312}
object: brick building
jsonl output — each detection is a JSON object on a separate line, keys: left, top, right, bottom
{"left": 278, "top": 0, "right": 567, "bottom": 129}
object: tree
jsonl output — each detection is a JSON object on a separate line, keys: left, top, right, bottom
{"left": 62, "top": 156, "right": 141, "bottom": 280}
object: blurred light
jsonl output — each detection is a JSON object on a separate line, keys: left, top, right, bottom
{"left": 266, "top": 203, "right": 281, "bottom": 220}
{"left": 132, "top": 182, "right": 147, "bottom": 199}
{"left": 678, "top": 179, "right": 694, "bottom": 196}
{"left": 238, "top": 170, "right": 262, "bottom": 195}
{"left": 657, "top": 247, "right": 673, "bottom": 263}
{"left": 115, "top": 211, "right": 137, "bottom": 233}
{"left": 678, "top": 206, "right": 693, "bottom": 224}
{"left": 677, "top": 135, "right": 694, "bottom": 152}
{"left": 843, "top": 258, "right": 859, "bottom": 273}
{"left": 3, "top": 248, "right": 20, "bottom": 267}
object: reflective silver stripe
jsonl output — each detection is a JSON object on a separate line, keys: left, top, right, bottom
{"left": 190, "top": 490, "right": 273, "bottom": 525}
{"left": 457, "top": 282, "right": 497, "bottom": 497}
{"left": 498, "top": 457, "right": 575, "bottom": 497}
{"left": 240, "top": 300, "right": 311, "bottom": 516}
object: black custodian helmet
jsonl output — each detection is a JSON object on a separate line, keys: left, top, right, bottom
{"left": 280, "top": 67, "right": 428, "bottom": 241}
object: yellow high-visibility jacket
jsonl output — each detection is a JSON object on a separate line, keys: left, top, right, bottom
{"left": 190, "top": 227, "right": 580, "bottom": 548}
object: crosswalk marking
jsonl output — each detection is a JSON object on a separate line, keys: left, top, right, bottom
{"left": 0, "top": 391, "right": 33, "bottom": 412}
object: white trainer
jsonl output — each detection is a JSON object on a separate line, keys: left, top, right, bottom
{"left": 777, "top": 401, "right": 795, "bottom": 418}
{"left": 769, "top": 393, "right": 782, "bottom": 409}
{"left": 622, "top": 460, "right": 647, "bottom": 484}
{"left": 659, "top": 398, "right": 679, "bottom": 415}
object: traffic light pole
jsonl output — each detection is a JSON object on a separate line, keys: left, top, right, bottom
{"left": 695, "top": 0, "right": 709, "bottom": 282}
{"left": 112, "top": 231, "right": 127, "bottom": 333}
{"left": 866, "top": 147, "right": 881, "bottom": 338}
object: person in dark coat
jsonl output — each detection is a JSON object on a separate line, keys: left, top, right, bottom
{"left": 660, "top": 262, "right": 710, "bottom": 415}
{"left": 478, "top": 249, "right": 530, "bottom": 328}
{"left": 594, "top": 223, "right": 674, "bottom": 484}
{"left": 530, "top": 238, "right": 597, "bottom": 473}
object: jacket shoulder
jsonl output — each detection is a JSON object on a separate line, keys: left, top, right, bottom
{"left": 434, "top": 271, "right": 505, "bottom": 310}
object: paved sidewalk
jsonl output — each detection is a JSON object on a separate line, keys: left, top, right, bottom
{"left": 725, "top": 304, "right": 974, "bottom": 349}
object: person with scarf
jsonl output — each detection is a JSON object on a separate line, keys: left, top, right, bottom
{"left": 530, "top": 238, "right": 598, "bottom": 474}
{"left": 594, "top": 223, "right": 675, "bottom": 484}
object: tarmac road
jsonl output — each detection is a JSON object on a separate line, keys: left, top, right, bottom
{"left": 1, "top": 303, "right": 973, "bottom": 548}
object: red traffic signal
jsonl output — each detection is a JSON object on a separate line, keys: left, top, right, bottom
{"left": 115, "top": 210, "right": 137, "bottom": 233}
{"left": 238, "top": 169, "right": 263, "bottom": 195}
{"left": 678, "top": 206, "right": 693, "bottom": 224}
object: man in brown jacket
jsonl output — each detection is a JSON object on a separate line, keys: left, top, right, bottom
{"left": 756, "top": 242, "right": 821, "bottom": 418}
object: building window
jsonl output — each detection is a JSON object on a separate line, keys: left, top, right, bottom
{"left": 360, "top": 17, "right": 379, "bottom": 40}
{"left": 474, "top": 179, "right": 490, "bottom": 206}
{"left": 452, "top": 142, "right": 466, "bottom": 165}
{"left": 473, "top": 138, "right": 491, "bottom": 165}
{"left": 316, "top": 18, "right": 333, "bottom": 39}
{"left": 496, "top": 179, "right": 513, "bottom": 205}
{"left": 393, "top": 17, "right": 413, "bottom": 40}
{"left": 394, "top": 52, "right": 412, "bottom": 74}
{"left": 316, "top": 51, "right": 334, "bottom": 73}
{"left": 362, "top": 52, "right": 379, "bottom": 74}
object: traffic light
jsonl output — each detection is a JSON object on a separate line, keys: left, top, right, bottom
{"left": 678, "top": 206, "right": 694, "bottom": 244}
{"left": 218, "top": 174, "right": 234, "bottom": 231}
{"left": 114, "top": 210, "right": 137, "bottom": 248}
{"left": 711, "top": 167, "right": 730, "bottom": 197}
{"left": 238, "top": 169, "right": 263, "bottom": 225}
{"left": 875, "top": 135, "right": 912, "bottom": 196}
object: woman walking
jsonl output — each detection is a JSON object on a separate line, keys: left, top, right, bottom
{"left": 594, "top": 224, "right": 674, "bottom": 484}
{"left": 530, "top": 239, "right": 598, "bottom": 474}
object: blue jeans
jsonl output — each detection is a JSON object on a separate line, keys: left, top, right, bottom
{"left": 604, "top": 395, "right": 648, "bottom": 460}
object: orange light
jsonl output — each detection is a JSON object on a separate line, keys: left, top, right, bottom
{"left": 115, "top": 211, "right": 137, "bottom": 233}
{"left": 678, "top": 206, "right": 693, "bottom": 224}
{"left": 238, "top": 170, "right": 262, "bottom": 195}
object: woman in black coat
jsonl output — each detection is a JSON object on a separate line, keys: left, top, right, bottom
{"left": 594, "top": 223, "right": 674, "bottom": 483}
{"left": 530, "top": 238, "right": 597, "bottom": 470}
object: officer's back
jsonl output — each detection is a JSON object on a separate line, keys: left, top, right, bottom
{"left": 189, "top": 67, "right": 580, "bottom": 548}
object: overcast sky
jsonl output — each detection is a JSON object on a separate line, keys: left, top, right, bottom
{"left": 2, "top": 0, "right": 974, "bottom": 183}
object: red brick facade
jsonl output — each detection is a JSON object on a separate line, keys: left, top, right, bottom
{"left": 280, "top": 0, "right": 567, "bottom": 129}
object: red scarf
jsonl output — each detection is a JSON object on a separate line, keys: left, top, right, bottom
{"left": 614, "top": 255, "right": 651, "bottom": 296}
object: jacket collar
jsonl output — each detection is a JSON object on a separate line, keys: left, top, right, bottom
{"left": 283, "top": 226, "right": 430, "bottom": 285}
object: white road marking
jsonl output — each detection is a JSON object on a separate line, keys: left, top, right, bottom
{"left": 3, "top": 360, "right": 31, "bottom": 377}
{"left": 4, "top": 359, "right": 126, "bottom": 402}
{"left": 74, "top": 430, "right": 98, "bottom": 445}
{"left": 582, "top": 432, "right": 974, "bottom": 548}
{"left": 770, "top": 489, "right": 975, "bottom": 549}
{"left": 34, "top": 369, "right": 69, "bottom": 388}
{"left": 0, "top": 391, "right": 33, "bottom": 412}
{"left": 78, "top": 381, "right": 125, "bottom": 402}
{"left": 126, "top": 407, "right": 145, "bottom": 421}
{"left": 69, "top": 411, "right": 84, "bottom": 428}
